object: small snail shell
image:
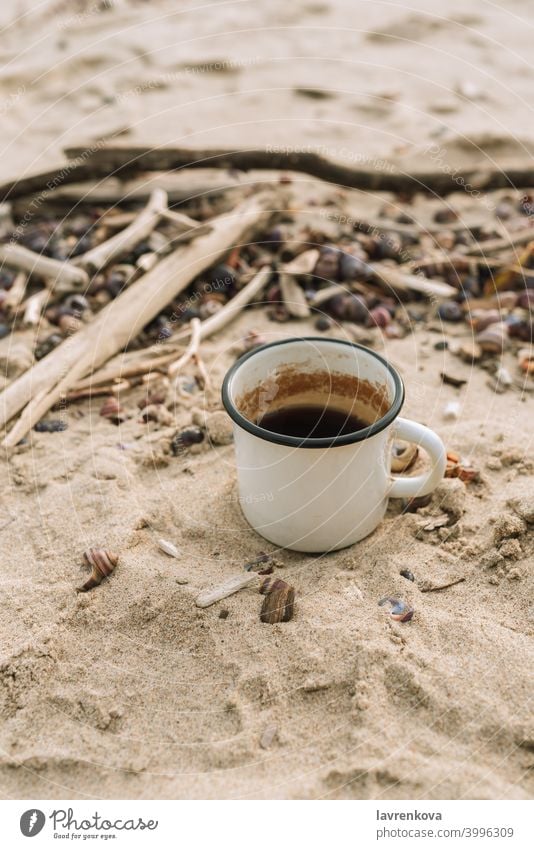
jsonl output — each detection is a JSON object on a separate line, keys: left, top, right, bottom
{"left": 77, "top": 548, "right": 118, "bottom": 592}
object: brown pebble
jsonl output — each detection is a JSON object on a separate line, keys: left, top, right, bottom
{"left": 219, "top": 609, "right": 229, "bottom": 619}
{"left": 458, "top": 341, "right": 482, "bottom": 363}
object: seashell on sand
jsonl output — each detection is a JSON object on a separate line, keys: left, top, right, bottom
{"left": 77, "top": 548, "right": 119, "bottom": 592}
{"left": 157, "top": 538, "right": 180, "bottom": 558}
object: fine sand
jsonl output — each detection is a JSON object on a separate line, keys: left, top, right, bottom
{"left": 0, "top": 0, "right": 533, "bottom": 800}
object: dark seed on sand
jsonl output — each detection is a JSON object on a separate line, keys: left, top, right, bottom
{"left": 400, "top": 569, "right": 415, "bottom": 582}
{"left": 441, "top": 372, "right": 467, "bottom": 388}
{"left": 34, "top": 419, "right": 68, "bottom": 433}
{"left": 402, "top": 493, "right": 432, "bottom": 513}
{"left": 171, "top": 427, "right": 204, "bottom": 454}
{"left": 219, "top": 609, "right": 229, "bottom": 620}
{"left": 434, "top": 340, "right": 448, "bottom": 351}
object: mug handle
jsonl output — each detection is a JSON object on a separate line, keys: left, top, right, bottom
{"left": 389, "top": 417, "right": 447, "bottom": 499}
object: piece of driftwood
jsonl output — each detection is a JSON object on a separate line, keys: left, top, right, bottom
{"left": 22, "top": 288, "right": 50, "bottom": 325}
{"left": 4, "top": 168, "right": 246, "bottom": 206}
{"left": 195, "top": 571, "right": 259, "bottom": 608}
{"left": 3, "top": 272, "right": 28, "bottom": 312}
{"left": 469, "top": 228, "right": 534, "bottom": 256}
{"left": 309, "top": 283, "right": 347, "bottom": 307}
{"left": 419, "top": 576, "right": 466, "bottom": 592}
{"left": 0, "top": 243, "right": 89, "bottom": 292}
{"left": 277, "top": 249, "right": 318, "bottom": 318}
{"left": 160, "top": 208, "right": 212, "bottom": 238}
{"left": 64, "top": 143, "right": 534, "bottom": 196}
{"left": 353, "top": 215, "right": 487, "bottom": 238}
{"left": 66, "top": 379, "right": 130, "bottom": 401}
{"left": 77, "top": 188, "right": 167, "bottom": 273}
{"left": 279, "top": 273, "right": 311, "bottom": 317}
{"left": 0, "top": 191, "right": 277, "bottom": 446}
{"left": 168, "top": 317, "right": 202, "bottom": 378}
{"left": 371, "top": 264, "right": 456, "bottom": 299}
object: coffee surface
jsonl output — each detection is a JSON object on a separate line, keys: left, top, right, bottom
{"left": 258, "top": 404, "right": 370, "bottom": 439}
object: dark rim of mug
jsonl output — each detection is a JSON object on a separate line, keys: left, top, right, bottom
{"left": 221, "top": 337, "right": 405, "bottom": 448}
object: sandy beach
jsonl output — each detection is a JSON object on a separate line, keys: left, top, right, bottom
{"left": 0, "top": 0, "right": 533, "bottom": 801}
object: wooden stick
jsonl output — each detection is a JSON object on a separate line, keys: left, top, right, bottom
{"left": 3, "top": 272, "right": 28, "bottom": 312}
{"left": 76, "top": 188, "right": 167, "bottom": 273}
{"left": 0, "top": 243, "right": 89, "bottom": 291}
{"left": 22, "top": 288, "right": 50, "bottom": 325}
{"left": 3, "top": 167, "right": 244, "bottom": 205}
{"left": 195, "top": 571, "right": 259, "bottom": 608}
{"left": 64, "top": 143, "right": 534, "bottom": 196}
{"left": 278, "top": 249, "right": 317, "bottom": 318}
{"left": 309, "top": 283, "right": 347, "bottom": 306}
{"left": 160, "top": 208, "right": 212, "bottom": 238}
{"left": 71, "top": 351, "right": 181, "bottom": 390}
{"left": 420, "top": 576, "right": 465, "bottom": 593}
{"left": 1, "top": 191, "right": 277, "bottom": 445}
{"left": 279, "top": 273, "right": 310, "bottom": 317}
{"left": 371, "top": 263, "right": 456, "bottom": 299}
{"left": 168, "top": 317, "right": 202, "bottom": 377}
{"left": 469, "top": 228, "right": 534, "bottom": 256}
{"left": 352, "top": 215, "right": 486, "bottom": 238}
{"left": 66, "top": 379, "right": 131, "bottom": 401}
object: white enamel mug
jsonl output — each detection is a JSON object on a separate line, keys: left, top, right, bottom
{"left": 222, "top": 337, "right": 446, "bottom": 552}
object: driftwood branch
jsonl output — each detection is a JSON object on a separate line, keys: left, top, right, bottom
{"left": 168, "top": 317, "right": 202, "bottom": 378}
{"left": 3, "top": 144, "right": 534, "bottom": 205}
{"left": 22, "top": 288, "right": 49, "bottom": 325}
{"left": 468, "top": 227, "right": 534, "bottom": 256}
{"left": 77, "top": 188, "right": 168, "bottom": 273}
{"left": 371, "top": 264, "right": 456, "bottom": 299}
{"left": 278, "top": 250, "right": 317, "bottom": 318}
{"left": 160, "top": 208, "right": 212, "bottom": 239}
{"left": 64, "top": 143, "right": 534, "bottom": 196}
{"left": 3, "top": 272, "right": 28, "bottom": 313}
{"left": 0, "top": 191, "right": 278, "bottom": 445}
{"left": 0, "top": 243, "right": 89, "bottom": 292}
